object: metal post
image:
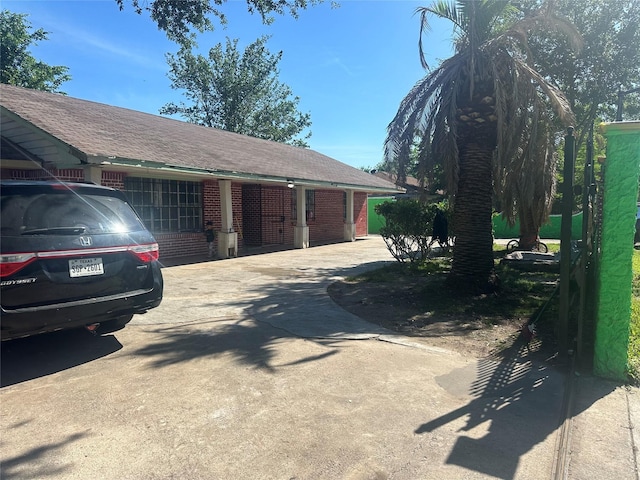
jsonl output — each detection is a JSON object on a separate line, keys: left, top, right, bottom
{"left": 577, "top": 124, "right": 594, "bottom": 365}
{"left": 617, "top": 86, "right": 640, "bottom": 122}
{"left": 559, "top": 127, "right": 576, "bottom": 354}
{"left": 616, "top": 88, "right": 624, "bottom": 122}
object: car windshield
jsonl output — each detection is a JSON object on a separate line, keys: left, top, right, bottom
{"left": 1, "top": 191, "right": 146, "bottom": 236}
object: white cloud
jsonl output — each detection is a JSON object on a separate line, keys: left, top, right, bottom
{"left": 22, "top": 6, "right": 169, "bottom": 71}
{"left": 322, "top": 56, "right": 356, "bottom": 77}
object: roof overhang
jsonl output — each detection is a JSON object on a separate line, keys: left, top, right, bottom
{"left": 94, "top": 156, "right": 403, "bottom": 194}
{"left": 0, "top": 106, "right": 87, "bottom": 167}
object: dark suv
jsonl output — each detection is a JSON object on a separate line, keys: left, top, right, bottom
{"left": 1, "top": 180, "right": 163, "bottom": 340}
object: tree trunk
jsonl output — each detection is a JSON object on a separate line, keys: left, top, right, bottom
{"left": 517, "top": 206, "right": 540, "bottom": 250}
{"left": 449, "top": 142, "right": 498, "bottom": 293}
{"left": 448, "top": 82, "right": 499, "bottom": 293}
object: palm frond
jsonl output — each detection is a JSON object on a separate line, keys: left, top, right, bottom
{"left": 517, "top": 60, "right": 574, "bottom": 126}
{"left": 416, "top": 2, "right": 464, "bottom": 69}
{"left": 385, "top": 53, "right": 467, "bottom": 196}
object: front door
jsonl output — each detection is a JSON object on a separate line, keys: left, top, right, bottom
{"left": 262, "top": 187, "right": 285, "bottom": 245}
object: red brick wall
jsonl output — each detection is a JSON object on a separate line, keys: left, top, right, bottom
{"left": 156, "top": 232, "right": 208, "bottom": 260}
{"left": 203, "top": 180, "right": 221, "bottom": 231}
{"left": 355, "top": 192, "right": 368, "bottom": 236}
{"left": 1, "top": 167, "right": 84, "bottom": 181}
{"left": 308, "top": 190, "right": 345, "bottom": 243}
{"left": 232, "top": 183, "right": 243, "bottom": 249}
{"left": 101, "top": 171, "right": 126, "bottom": 190}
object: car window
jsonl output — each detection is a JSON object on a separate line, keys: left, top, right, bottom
{"left": 1, "top": 192, "right": 146, "bottom": 235}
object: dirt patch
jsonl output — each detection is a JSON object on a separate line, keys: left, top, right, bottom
{"left": 327, "top": 272, "right": 552, "bottom": 359}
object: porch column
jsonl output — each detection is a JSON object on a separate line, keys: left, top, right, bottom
{"left": 218, "top": 180, "right": 238, "bottom": 258}
{"left": 344, "top": 189, "right": 356, "bottom": 242}
{"left": 84, "top": 165, "right": 102, "bottom": 185}
{"left": 594, "top": 121, "right": 640, "bottom": 379}
{"left": 294, "top": 186, "right": 309, "bottom": 248}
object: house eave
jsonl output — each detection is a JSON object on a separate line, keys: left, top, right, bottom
{"left": 94, "top": 156, "right": 402, "bottom": 194}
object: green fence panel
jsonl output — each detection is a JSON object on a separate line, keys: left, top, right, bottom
{"left": 369, "top": 196, "right": 584, "bottom": 239}
{"left": 492, "top": 212, "right": 583, "bottom": 239}
{"left": 368, "top": 197, "right": 394, "bottom": 234}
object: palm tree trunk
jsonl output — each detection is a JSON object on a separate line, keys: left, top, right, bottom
{"left": 449, "top": 142, "right": 498, "bottom": 292}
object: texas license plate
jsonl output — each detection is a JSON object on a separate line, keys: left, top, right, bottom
{"left": 69, "top": 257, "right": 104, "bottom": 277}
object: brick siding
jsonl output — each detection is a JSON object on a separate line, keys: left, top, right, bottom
{"left": 156, "top": 232, "right": 208, "bottom": 260}
{"left": 1, "top": 167, "right": 84, "bottom": 181}
{"left": 355, "top": 192, "right": 368, "bottom": 236}
{"left": 2, "top": 167, "right": 371, "bottom": 258}
{"left": 101, "top": 171, "right": 126, "bottom": 190}
{"left": 308, "top": 190, "right": 346, "bottom": 243}
{"left": 203, "top": 180, "right": 222, "bottom": 231}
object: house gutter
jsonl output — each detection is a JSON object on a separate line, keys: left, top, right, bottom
{"left": 95, "top": 157, "right": 402, "bottom": 194}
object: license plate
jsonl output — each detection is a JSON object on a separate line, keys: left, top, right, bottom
{"left": 69, "top": 257, "right": 104, "bottom": 277}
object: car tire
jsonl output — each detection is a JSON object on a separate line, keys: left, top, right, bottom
{"left": 96, "top": 314, "right": 134, "bottom": 335}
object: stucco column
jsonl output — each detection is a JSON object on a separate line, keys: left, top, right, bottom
{"left": 294, "top": 186, "right": 309, "bottom": 248}
{"left": 594, "top": 121, "right": 640, "bottom": 379}
{"left": 343, "top": 189, "right": 356, "bottom": 242}
{"left": 84, "top": 165, "right": 102, "bottom": 185}
{"left": 218, "top": 180, "right": 238, "bottom": 258}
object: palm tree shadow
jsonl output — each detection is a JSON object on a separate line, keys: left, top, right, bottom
{"left": 129, "top": 259, "right": 392, "bottom": 372}
{"left": 0, "top": 431, "right": 90, "bottom": 479}
{"left": 415, "top": 336, "right": 569, "bottom": 479}
{"left": 130, "top": 318, "right": 345, "bottom": 373}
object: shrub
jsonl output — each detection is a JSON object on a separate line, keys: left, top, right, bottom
{"left": 375, "top": 199, "right": 450, "bottom": 263}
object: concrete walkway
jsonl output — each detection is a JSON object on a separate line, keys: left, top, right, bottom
{"left": 1, "top": 235, "right": 637, "bottom": 479}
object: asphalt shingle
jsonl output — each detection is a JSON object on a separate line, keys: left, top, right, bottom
{"left": 0, "top": 84, "right": 399, "bottom": 191}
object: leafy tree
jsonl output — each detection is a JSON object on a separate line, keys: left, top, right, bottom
{"left": 525, "top": 0, "right": 640, "bottom": 143}
{"left": 160, "top": 36, "right": 311, "bottom": 147}
{"left": 525, "top": 0, "right": 640, "bottom": 211}
{"left": 385, "top": 0, "right": 580, "bottom": 293}
{"left": 0, "top": 10, "right": 71, "bottom": 93}
{"left": 115, "top": 0, "right": 326, "bottom": 46}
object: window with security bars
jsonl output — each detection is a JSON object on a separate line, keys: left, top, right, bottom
{"left": 124, "top": 177, "right": 203, "bottom": 233}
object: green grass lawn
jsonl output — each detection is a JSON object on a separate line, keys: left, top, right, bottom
{"left": 350, "top": 241, "right": 640, "bottom": 381}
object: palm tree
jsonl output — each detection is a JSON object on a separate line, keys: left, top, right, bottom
{"left": 385, "top": 0, "right": 581, "bottom": 292}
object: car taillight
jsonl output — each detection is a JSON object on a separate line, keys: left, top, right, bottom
{"left": 0, "top": 253, "right": 37, "bottom": 278}
{"left": 128, "top": 243, "right": 159, "bottom": 263}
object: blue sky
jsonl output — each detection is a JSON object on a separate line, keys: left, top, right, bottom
{"left": 4, "top": 0, "right": 454, "bottom": 169}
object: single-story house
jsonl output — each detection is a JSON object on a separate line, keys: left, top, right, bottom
{"left": 0, "top": 84, "right": 400, "bottom": 260}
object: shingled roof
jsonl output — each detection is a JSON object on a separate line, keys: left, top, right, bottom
{"left": 0, "top": 84, "right": 399, "bottom": 193}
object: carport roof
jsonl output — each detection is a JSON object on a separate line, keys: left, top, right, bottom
{"left": 0, "top": 84, "right": 401, "bottom": 193}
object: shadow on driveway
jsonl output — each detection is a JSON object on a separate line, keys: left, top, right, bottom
{"left": 130, "top": 319, "right": 344, "bottom": 374}
{"left": 1, "top": 329, "right": 122, "bottom": 387}
{"left": 415, "top": 339, "right": 618, "bottom": 479}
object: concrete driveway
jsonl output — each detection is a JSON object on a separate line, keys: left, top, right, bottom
{"left": 1, "top": 236, "right": 629, "bottom": 479}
